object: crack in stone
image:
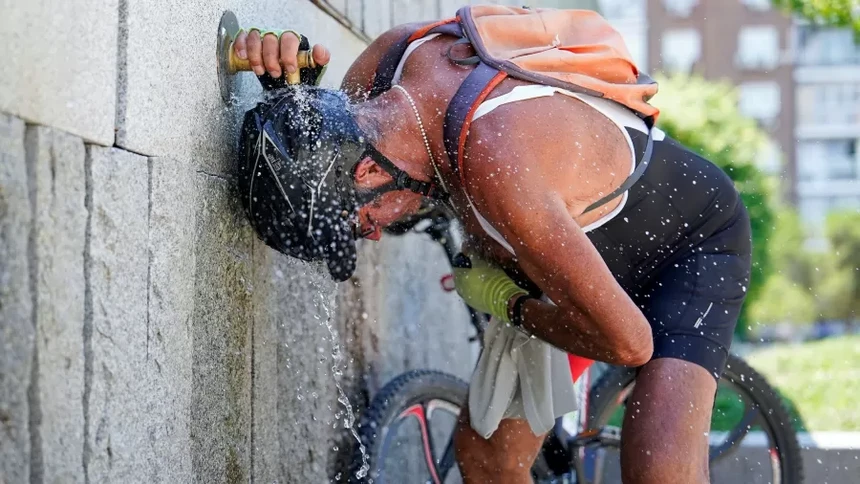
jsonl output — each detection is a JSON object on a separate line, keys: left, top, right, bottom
{"left": 249, "top": 240, "right": 256, "bottom": 484}
{"left": 113, "top": 0, "right": 129, "bottom": 146}
{"left": 94, "top": 327, "right": 117, "bottom": 347}
{"left": 25, "top": 126, "right": 44, "bottom": 484}
{"left": 146, "top": 159, "right": 152, "bottom": 360}
{"left": 82, "top": 145, "right": 95, "bottom": 484}
{"left": 196, "top": 170, "right": 231, "bottom": 182}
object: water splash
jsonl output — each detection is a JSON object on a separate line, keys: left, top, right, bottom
{"left": 313, "top": 287, "right": 370, "bottom": 480}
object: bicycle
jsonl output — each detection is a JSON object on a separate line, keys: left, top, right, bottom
{"left": 349, "top": 205, "right": 804, "bottom": 484}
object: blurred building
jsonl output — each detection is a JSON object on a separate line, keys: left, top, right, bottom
{"left": 793, "top": 23, "right": 860, "bottom": 229}
{"left": 596, "top": 0, "right": 649, "bottom": 69}
{"left": 605, "top": 0, "right": 860, "bottom": 233}
{"left": 646, "top": 0, "right": 794, "bottom": 194}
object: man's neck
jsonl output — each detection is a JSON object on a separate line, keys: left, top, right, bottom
{"left": 352, "top": 89, "right": 438, "bottom": 183}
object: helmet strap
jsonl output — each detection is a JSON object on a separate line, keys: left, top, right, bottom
{"left": 359, "top": 143, "right": 447, "bottom": 202}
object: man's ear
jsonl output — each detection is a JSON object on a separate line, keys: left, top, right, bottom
{"left": 354, "top": 157, "right": 392, "bottom": 188}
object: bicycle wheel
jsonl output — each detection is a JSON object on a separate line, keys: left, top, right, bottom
{"left": 349, "top": 370, "right": 468, "bottom": 484}
{"left": 583, "top": 354, "right": 804, "bottom": 484}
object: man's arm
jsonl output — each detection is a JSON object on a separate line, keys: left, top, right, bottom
{"left": 467, "top": 158, "right": 653, "bottom": 367}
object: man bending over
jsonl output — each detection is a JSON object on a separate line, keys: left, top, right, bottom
{"left": 232, "top": 8, "right": 751, "bottom": 483}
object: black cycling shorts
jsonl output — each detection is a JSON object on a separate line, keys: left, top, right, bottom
{"left": 632, "top": 205, "right": 752, "bottom": 381}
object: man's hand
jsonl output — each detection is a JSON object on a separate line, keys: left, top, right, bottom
{"left": 233, "top": 29, "right": 331, "bottom": 79}
{"left": 451, "top": 253, "right": 529, "bottom": 324}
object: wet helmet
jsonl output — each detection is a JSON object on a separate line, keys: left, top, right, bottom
{"left": 237, "top": 86, "right": 445, "bottom": 282}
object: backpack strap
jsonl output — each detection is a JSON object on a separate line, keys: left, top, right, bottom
{"left": 581, "top": 117, "right": 655, "bottom": 215}
{"left": 442, "top": 63, "right": 507, "bottom": 186}
{"left": 369, "top": 18, "right": 460, "bottom": 98}
{"left": 443, "top": 61, "right": 658, "bottom": 215}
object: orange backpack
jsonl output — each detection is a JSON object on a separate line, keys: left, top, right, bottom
{"left": 369, "top": 5, "right": 658, "bottom": 214}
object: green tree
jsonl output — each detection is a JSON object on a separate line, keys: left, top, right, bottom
{"left": 650, "top": 73, "right": 777, "bottom": 335}
{"left": 771, "top": 0, "right": 860, "bottom": 34}
{"left": 749, "top": 208, "right": 860, "bottom": 326}
{"left": 749, "top": 209, "right": 817, "bottom": 325}
{"left": 750, "top": 274, "right": 818, "bottom": 325}
{"left": 819, "top": 209, "right": 860, "bottom": 321}
{"left": 769, "top": 209, "right": 814, "bottom": 287}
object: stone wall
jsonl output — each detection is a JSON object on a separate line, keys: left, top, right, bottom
{"left": 0, "top": 1, "right": 489, "bottom": 483}
{"left": 2, "top": 0, "right": 596, "bottom": 482}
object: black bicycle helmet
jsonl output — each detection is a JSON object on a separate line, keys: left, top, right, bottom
{"left": 237, "top": 86, "right": 445, "bottom": 281}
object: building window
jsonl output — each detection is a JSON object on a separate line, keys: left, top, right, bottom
{"left": 796, "top": 83, "right": 860, "bottom": 126}
{"left": 757, "top": 138, "right": 783, "bottom": 174}
{"left": 799, "top": 196, "right": 860, "bottom": 229}
{"left": 661, "top": 29, "right": 701, "bottom": 73}
{"left": 796, "top": 26, "right": 860, "bottom": 65}
{"left": 739, "top": 82, "right": 781, "bottom": 124}
{"left": 798, "top": 197, "right": 832, "bottom": 228}
{"left": 736, "top": 25, "right": 781, "bottom": 70}
{"left": 740, "top": 0, "right": 771, "bottom": 11}
{"left": 663, "top": 0, "right": 698, "bottom": 17}
{"left": 599, "top": 0, "right": 645, "bottom": 21}
{"left": 797, "top": 139, "right": 859, "bottom": 181}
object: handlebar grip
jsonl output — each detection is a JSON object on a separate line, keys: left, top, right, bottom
{"left": 227, "top": 44, "right": 315, "bottom": 85}
{"left": 451, "top": 253, "right": 472, "bottom": 269}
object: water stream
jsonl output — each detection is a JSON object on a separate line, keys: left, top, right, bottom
{"left": 314, "top": 286, "right": 370, "bottom": 480}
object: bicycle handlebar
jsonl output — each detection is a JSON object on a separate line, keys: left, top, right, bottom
{"left": 388, "top": 204, "right": 460, "bottom": 265}
{"left": 393, "top": 204, "right": 489, "bottom": 340}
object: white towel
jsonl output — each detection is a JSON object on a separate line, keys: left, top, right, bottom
{"left": 468, "top": 316, "right": 579, "bottom": 439}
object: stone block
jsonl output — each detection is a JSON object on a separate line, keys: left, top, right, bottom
{"left": 271, "top": 257, "right": 351, "bottom": 482}
{"left": 144, "top": 157, "right": 198, "bottom": 482}
{"left": 190, "top": 173, "right": 254, "bottom": 483}
{"left": 249, "top": 247, "right": 281, "bottom": 483}
{"left": 0, "top": 0, "right": 118, "bottom": 145}
{"left": 0, "top": 113, "right": 33, "bottom": 484}
{"left": 439, "top": 0, "right": 465, "bottom": 16}
{"left": 392, "top": 0, "right": 439, "bottom": 25}
{"left": 327, "top": 0, "right": 348, "bottom": 16}
{"left": 25, "top": 126, "right": 87, "bottom": 484}
{"left": 357, "top": 233, "right": 475, "bottom": 393}
{"left": 345, "top": 0, "right": 364, "bottom": 31}
{"left": 248, "top": 242, "right": 348, "bottom": 482}
{"left": 364, "top": 0, "right": 393, "bottom": 38}
{"left": 116, "top": 0, "right": 368, "bottom": 169}
{"left": 84, "top": 146, "right": 152, "bottom": 483}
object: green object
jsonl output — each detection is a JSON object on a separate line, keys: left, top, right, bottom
{"left": 748, "top": 335, "right": 860, "bottom": 431}
{"left": 312, "top": 65, "right": 328, "bottom": 86}
{"left": 749, "top": 208, "right": 860, "bottom": 327}
{"left": 452, "top": 255, "right": 529, "bottom": 324}
{"left": 771, "top": 0, "right": 860, "bottom": 35}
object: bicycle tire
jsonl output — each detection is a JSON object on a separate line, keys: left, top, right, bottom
{"left": 348, "top": 369, "right": 469, "bottom": 484}
{"left": 585, "top": 353, "right": 804, "bottom": 484}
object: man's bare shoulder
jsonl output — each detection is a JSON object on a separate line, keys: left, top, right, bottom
{"left": 340, "top": 21, "right": 436, "bottom": 100}
{"left": 461, "top": 92, "right": 631, "bottom": 229}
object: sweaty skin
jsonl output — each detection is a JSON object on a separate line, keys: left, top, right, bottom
{"left": 345, "top": 25, "right": 654, "bottom": 367}
{"left": 238, "top": 26, "right": 718, "bottom": 484}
